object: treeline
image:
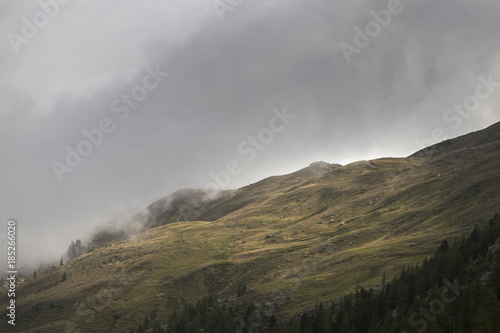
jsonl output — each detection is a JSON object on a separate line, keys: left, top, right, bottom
{"left": 131, "top": 213, "right": 500, "bottom": 332}
{"left": 66, "top": 239, "right": 91, "bottom": 260}
{"left": 287, "top": 213, "right": 500, "bottom": 332}
{"left": 131, "top": 293, "right": 278, "bottom": 333}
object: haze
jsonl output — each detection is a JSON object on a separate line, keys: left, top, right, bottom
{"left": 1, "top": 0, "right": 499, "bottom": 271}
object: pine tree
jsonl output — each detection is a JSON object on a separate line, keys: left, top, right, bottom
{"left": 143, "top": 315, "right": 150, "bottom": 330}
{"left": 237, "top": 283, "right": 247, "bottom": 296}
{"left": 491, "top": 249, "right": 500, "bottom": 300}
{"left": 270, "top": 315, "right": 277, "bottom": 328}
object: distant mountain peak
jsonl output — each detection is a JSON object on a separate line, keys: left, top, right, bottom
{"left": 304, "top": 161, "right": 341, "bottom": 175}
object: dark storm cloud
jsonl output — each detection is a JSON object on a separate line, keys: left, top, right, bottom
{"left": 0, "top": 0, "right": 499, "bottom": 270}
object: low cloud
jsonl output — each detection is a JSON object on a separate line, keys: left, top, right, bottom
{"left": 1, "top": 0, "right": 499, "bottom": 273}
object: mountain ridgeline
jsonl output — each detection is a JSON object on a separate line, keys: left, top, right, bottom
{"left": 87, "top": 161, "right": 341, "bottom": 247}
{"left": 2, "top": 121, "right": 500, "bottom": 332}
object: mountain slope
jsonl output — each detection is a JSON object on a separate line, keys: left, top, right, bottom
{"left": 2, "top": 122, "right": 500, "bottom": 332}
{"left": 410, "top": 121, "right": 500, "bottom": 159}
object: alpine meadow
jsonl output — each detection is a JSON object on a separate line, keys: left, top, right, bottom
{"left": 1, "top": 1, "right": 500, "bottom": 332}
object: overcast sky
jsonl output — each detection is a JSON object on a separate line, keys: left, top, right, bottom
{"left": 1, "top": 0, "right": 499, "bottom": 270}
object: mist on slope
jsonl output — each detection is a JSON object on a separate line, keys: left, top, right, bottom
{"left": 1, "top": 0, "right": 500, "bottom": 278}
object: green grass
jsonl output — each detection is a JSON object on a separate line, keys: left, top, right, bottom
{"left": 2, "top": 123, "right": 500, "bottom": 332}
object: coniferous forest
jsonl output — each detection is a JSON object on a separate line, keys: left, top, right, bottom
{"left": 131, "top": 213, "right": 500, "bottom": 332}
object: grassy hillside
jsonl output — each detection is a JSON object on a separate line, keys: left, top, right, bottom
{"left": 1, "top": 122, "right": 500, "bottom": 332}
{"left": 164, "top": 213, "right": 500, "bottom": 332}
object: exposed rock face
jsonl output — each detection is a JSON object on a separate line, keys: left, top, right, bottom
{"left": 305, "top": 161, "right": 341, "bottom": 176}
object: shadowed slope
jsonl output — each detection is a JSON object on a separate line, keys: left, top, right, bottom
{"left": 3, "top": 122, "right": 500, "bottom": 332}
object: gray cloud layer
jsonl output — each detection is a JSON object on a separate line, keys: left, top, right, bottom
{"left": 1, "top": 0, "right": 499, "bottom": 269}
